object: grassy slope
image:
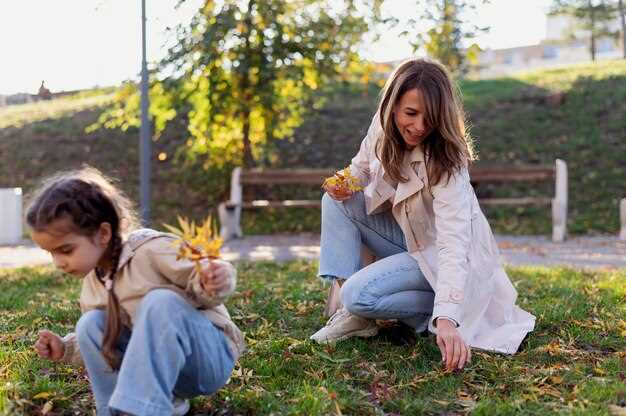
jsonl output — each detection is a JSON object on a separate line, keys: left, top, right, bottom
{"left": 1, "top": 263, "right": 624, "bottom": 415}
{"left": 0, "top": 60, "right": 625, "bottom": 235}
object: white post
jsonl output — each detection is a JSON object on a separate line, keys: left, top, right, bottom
{"left": 551, "top": 159, "right": 567, "bottom": 242}
{"left": 218, "top": 168, "right": 243, "bottom": 240}
{"left": 619, "top": 198, "right": 626, "bottom": 241}
{"left": 0, "top": 188, "right": 23, "bottom": 245}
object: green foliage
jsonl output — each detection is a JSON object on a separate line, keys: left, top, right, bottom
{"left": 1, "top": 264, "right": 624, "bottom": 414}
{"left": 391, "top": 0, "right": 488, "bottom": 74}
{"left": 91, "top": 0, "right": 379, "bottom": 168}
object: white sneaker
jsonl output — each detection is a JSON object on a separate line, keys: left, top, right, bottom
{"left": 310, "top": 307, "right": 378, "bottom": 344}
{"left": 173, "top": 397, "right": 190, "bottom": 416}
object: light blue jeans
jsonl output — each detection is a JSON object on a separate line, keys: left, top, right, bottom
{"left": 75, "top": 289, "right": 235, "bottom": 416}
{"left": 319, "top": 192, "right": 434, "bottom": 330}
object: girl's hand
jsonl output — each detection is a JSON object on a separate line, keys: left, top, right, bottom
{"left": 435, "top": 318, "right": 471, "bottom": 371}
{"left": 199, "top": 260, "right": 233, "bottom": 295}
{"left": 34, "top": 330, "right": 65, "bottom": 362}
{"left": 323, "top": 183, "right": 354, "bottom": 202}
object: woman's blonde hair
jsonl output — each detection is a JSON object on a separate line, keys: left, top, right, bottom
{"left": 376, "top": 57, "right": 476, "bottom": 187}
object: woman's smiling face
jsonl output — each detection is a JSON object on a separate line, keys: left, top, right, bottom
{"left": 393, "top": 88, "right": 432, "bottom": 149}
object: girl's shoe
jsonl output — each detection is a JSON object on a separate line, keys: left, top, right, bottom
{"left": 310, "top": 307, "right": 378, "bottom": 344}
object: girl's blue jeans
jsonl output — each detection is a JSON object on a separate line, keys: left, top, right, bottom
{"left": 319, "top": 192, "right": 435, "bottom": 330}
{"left": 75, "top": 289, "right": 235, "bottom": 416}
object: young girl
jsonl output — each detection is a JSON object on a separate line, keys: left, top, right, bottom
{"left": 29, "top": 167, "right": 245, "bottom": 416}
{"left": 311, "top": 58, "right": 535, "bottom": 371}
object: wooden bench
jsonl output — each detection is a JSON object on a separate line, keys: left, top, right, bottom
{"left": 218, "top": 168, "right": 334, "bottom": 240}
{"left": 469, "top": 159, "right": 568, "bottom": 242}
{"left": 218, "top": 159, "right": 568, "bottom": 242}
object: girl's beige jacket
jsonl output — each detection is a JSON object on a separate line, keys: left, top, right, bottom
{"left": 60, "top": 229, "right": 245, "bottom": 365}
{"left": 349, "top": 116, "right": 535, "bottom": 354}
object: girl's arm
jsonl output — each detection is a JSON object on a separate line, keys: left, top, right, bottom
{"left": 34, "top": 329, "right": 84, "bottom": 366}
{"left": 146, "top": 238, "right": 236, "bottom": 308}
{"left": 60, "top": 332, "right": 84, "bottom": 366}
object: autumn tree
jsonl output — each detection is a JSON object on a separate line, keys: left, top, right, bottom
{"left": 93, "top": 0, "right": 378, "bottom": 168}
{"left": 391, "top": 0, "right": 488, "bottom": 74}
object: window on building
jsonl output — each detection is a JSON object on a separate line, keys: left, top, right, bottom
{"left": 543, "top": 45, "right": 558, "bottom": 59}
{"left": 597, "top": 39, "right": 614, "bottom": 53}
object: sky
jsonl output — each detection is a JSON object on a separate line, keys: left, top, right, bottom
{"left": 0, "top": 0, "right": 552, "bottom": 95}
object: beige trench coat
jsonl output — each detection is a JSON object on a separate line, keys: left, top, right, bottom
{"left": 349, "top": 116, "right": 535, "bottom": 354}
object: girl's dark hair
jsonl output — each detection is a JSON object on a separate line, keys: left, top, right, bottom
{"left": 376, "top": 57, "right": 476, "bottom": 187}
{"left": 26, "top": 166, "right": 139, "bottom": 370}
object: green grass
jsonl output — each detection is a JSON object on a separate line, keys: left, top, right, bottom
{"left": 0, "top": 60, "right": 624, "bottom": 235}
{"left": 0, "top": 93, "right": 114, "bottom": 129}
{"left": 1, "top": 263, "right": 624, "bottom": 415}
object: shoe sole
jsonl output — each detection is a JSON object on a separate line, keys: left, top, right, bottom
{"left": 312, "top": 327, "right": 379, "bottom": 344}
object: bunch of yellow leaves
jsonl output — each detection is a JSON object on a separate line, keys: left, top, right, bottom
{"left": 323, "top": 167, "right": 363, "bottom": 193}
{"left": 164, "top": 215, "right": 223, "bottom": 272}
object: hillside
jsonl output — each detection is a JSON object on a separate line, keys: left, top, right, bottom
{"left": 0, "top": 60, "right": 624, "bottom": 236}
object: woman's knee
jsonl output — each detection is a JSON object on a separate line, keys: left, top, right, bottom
{"left": 322, "top": 191, "right": 366, "bottom": 222}
{"left": 341, "top": 277, "right": 377, "bottom": 316}
{"left": 321, "top": 192, "right": 340, "bottom": 214}
{"left": 75, "top": 309, "right": 106, "bottom": 344}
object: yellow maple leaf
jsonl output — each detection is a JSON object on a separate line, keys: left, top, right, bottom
{"left": 164, "top": 215, "right": 223, "bottom": 272}
{"left": 323, "top": 167, "right": 363, "bottom": 193}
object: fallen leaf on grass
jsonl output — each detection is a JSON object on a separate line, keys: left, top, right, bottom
{"left": 369, "top": 376, "right": 393, "bottom": 403}
{"left": 549, "top": 376, "right": 563, "bottom": 384}
{"left": 32, "top": 391, "right": 53, "bottom": 400}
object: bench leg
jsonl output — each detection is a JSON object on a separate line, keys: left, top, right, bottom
{"left": 552, "top": 159, "right": 567, "bottom": 242}
{"left": 619, "top": 198, "right": 626, "bottom": 241}
{"left": 218, "top": 203, "right": 242, "bottom": 241}
{"left": 323, "top": 244, "right": 377, "bottom": 317}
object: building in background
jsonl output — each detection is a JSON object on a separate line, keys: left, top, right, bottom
{"left": 474, "top": 13, "right": 624, "bottom": 77}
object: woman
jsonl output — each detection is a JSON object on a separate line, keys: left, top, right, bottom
{"left": 310, "top": 58, "right": 535, "bottom": 371}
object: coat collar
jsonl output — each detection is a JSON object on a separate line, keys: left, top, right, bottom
{"left": 407, "top": 144, "right": 425, "bottom": 163}
{"left": 117, "top": 228, "right": 168, "bottom": 270}
{"left": 393, "top": 149, "right": 425, "bottom": 207}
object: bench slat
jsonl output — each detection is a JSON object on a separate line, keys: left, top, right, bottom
{"left": 479, "top": 197, "right": 552, "bottom": 206}
{"left": 470, "top": 165, "right": 554, "bottom": 182}
{"left": 227, "top": 197, "right": 552, "bottom": 209}
{"left": 226, "top": 200, "right": 322, "bottom": 209}
{"left": 240, "top": 167, "right": 555, "bottom": 184}
{"left": 240, "top": 169, "right": 335, "bottom": 185}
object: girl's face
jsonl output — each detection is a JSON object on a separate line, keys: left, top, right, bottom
{"left": 32, "top": 221, "right": 111, "bottom": 277}
{"left": 393, "top": 88, "right": 432, "bottom": 149}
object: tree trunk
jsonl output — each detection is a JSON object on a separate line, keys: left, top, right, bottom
{"left": 242, "top": 106, "right": 254, "bottom": 168}
{"left": 589, "top": 0, "right": 597, "bottom": 61}
{"left": 241, "top": 0, "right": 256, "bottom": 168}
{"left": 617, "top": 0, "right": 626, "bottom": 59}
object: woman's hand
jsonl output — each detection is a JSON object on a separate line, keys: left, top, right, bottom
{"left": 435, "top": 318, "right": 471, "bottom": 371}
{"left": 34, "top": 330, "right": 65, "bottom": 362}
{"left": 323, "top": 183, "right": 354, "bottom": 202}
{"left": 199, "top": 260, "right": 233, "bottom": 296}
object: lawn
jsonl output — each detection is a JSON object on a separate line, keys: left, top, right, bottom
{"left": 1, "top": 262, "right": 624, "bottom": 415}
